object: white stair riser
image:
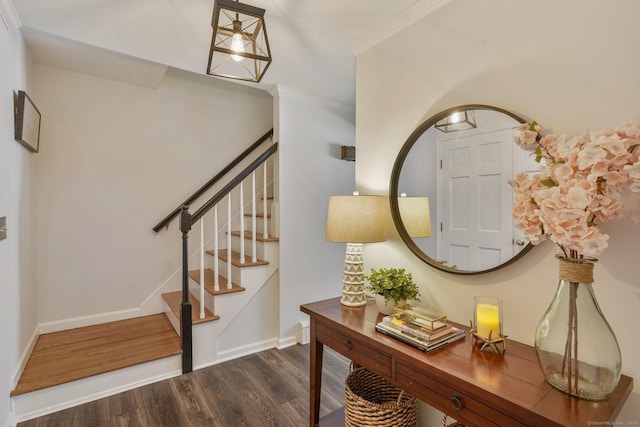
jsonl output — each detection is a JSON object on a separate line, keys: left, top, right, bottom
{"left": 165, "top": 260, "right": 277, "bottom": 340}
{"left": 204, "top": 258, "right": 240, "bottom": 283}
{"left": 187, "top": 286, "right": 216, "bottom": 315}
{"left": 242, "top": 216, "right": 271, "bottom": 235}
{"left": 230, "top": 237, "right": 277, "bottom": 260}
{"left": 178, "top": 248, "right": 278, "bottom": 326}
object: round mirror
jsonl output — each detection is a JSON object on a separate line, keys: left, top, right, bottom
{"left": 390, "top": 105, "right": 539, "bottom": 275}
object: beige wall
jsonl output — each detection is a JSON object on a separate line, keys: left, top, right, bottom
{"left": 356, "top": 0, "right": 640, "bottom": 423}
{"left": 273, "top": 87, "right": 357, "bottom": 342}
{"left": 32, "top": 64, "right": 273, "bottom": 323}
{"left": 0, "top": 24, "right": 37, "bottom": 427}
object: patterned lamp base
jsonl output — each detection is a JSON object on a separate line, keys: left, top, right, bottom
{"left": 341, "top": 243, "right": 367, "bottom": 307}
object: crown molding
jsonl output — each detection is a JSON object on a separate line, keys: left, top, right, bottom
{"left": 349, "top": 0, "right": 452, "bottom": 55}
{"left": 0, "top": 0, "right": 22, "bottom": 30}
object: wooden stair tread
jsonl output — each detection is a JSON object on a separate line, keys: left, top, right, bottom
{"left": 162, "top": 291, "right": 220, "bottom": 325}
{"left": 188, "top": 269, "right": 246, "bottom": 295}
{"left": 11, "top": 314, "right": 181, "bottom": 396}
{"left": 229, "top": 230, "right": 279, "bottom": 242}
{"left": 205, "top": 249, "right": 269, "bottom": 267}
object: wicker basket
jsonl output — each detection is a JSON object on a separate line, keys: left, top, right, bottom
{"left": 441, "top": 414, "right": 466, "bottom": 427}
{"left": 344, "top": 367, "right": 417, "bottom": 426}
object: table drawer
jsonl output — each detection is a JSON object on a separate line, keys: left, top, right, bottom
{"left": 396, "top": 361, "right": 527, "bottom": 427}
{"left": 316, "top": 322, "right": 391, "bottom": 378}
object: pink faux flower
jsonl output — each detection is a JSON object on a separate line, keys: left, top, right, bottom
{"left": 511, "top": 119, "right": 640, "bottom": 258}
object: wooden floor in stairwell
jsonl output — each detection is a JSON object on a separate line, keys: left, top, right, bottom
{"left": 17, "top": 344, "right": 350, "bottom": 427}
{"left": 12, "top": 314, "right": 182, "bottom": 396}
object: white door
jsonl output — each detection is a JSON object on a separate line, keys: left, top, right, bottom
{"left": 438, "top": 129, "right": 514, "bottom": 271}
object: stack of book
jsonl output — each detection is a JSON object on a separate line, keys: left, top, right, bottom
{"left": 375, "top": 305, "right": 465, "bottom": 353}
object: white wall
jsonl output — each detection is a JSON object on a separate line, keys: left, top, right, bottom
{"left": 0, "top": 17, "right": 37, "bottom": 427}
{"left": 31, "top": 63, "right": 273, "bottom": 323}
{"left": 273, "top": 86, "right": 356, "bottom": 342}
{"left": 356, "top": 0, "right": 640, "bottom": 424}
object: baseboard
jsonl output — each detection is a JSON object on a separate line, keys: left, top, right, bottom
{"left": 13, "top": 357, "right": 181, "bottom": 422}
{"left": 38, "top": 307, "right": 140, "bottom": 334}
{"left": 296, "top": 319, "right": 310, "bottom": 345}
{"left": 10, "top": 328, "right": 38, "bottom": 391}
{"left": 210, "top": 337, "right": 279, "bottom": 367}
{"left": 278, "top": 335, "right": 298, "bottom": 349}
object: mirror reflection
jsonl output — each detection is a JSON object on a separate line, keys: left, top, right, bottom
{"left": 390, "top": 105, "right": 540, "bottom": 274}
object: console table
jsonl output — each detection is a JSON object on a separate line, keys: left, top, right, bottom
{"left": 300, "top": 297, "right": 633, "bottom": 427}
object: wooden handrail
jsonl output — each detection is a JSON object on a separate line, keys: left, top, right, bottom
{"left": 152, "top": 128, "right": 273, "bottom": 233}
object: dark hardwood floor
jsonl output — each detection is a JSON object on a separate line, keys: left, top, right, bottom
{"left": 18, "top": 344, "right": 350, "bottom": 427}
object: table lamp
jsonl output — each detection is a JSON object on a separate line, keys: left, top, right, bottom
{"left": 398, "top": 194, "right": 431, "bottom": 238}
{"left": 326, "top": 194, "right": 386, "bottom": 306}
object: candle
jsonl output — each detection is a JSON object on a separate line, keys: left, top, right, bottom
{"left": 476, "top": 302, "right": 500, "bottom": 340}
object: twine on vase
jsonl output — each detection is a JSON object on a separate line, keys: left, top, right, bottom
{"left": 559, "top": 259, "right": 594, "bottom": 284}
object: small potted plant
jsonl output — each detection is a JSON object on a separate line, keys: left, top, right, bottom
{"left": 365, "top": 267, "right": 421, "bottom": 315}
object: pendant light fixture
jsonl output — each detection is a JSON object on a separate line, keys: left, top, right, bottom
{"left": 207, "top": 0, "right": 272, "bottom": 82}
{"left": 435, "top": 110, "right": 477, "bottom": 133}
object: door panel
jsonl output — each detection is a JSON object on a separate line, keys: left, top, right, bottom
{"left": 439, "top": 129, "right": 513, "bottom": 271}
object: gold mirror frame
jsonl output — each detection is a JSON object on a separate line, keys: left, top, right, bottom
{"left": 389, "top": 104, "right": 534, "bottom": 275}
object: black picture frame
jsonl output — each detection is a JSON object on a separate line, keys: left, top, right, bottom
{"left": 14, "top": 90, "right": 41, "bottom": 153}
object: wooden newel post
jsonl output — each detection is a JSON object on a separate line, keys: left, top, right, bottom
{"left": 179, "top": 205, "right": 193, "bottom": 374}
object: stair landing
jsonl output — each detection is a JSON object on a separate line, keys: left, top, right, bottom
{"left": 11, "top": 314, "right": 181, "bottom": 396}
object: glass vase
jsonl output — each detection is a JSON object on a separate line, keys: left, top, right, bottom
{"left": 535, "top": 255, "right": 621, "bottom": 401}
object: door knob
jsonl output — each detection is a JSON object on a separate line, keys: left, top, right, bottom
{"left": 514, "top": 239, "right": 525, "bottom": 246}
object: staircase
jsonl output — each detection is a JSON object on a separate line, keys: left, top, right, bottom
{"left": 11, "top": 132, "right": 279, "bottom": 422}
{"left": 161, "top": 196, "right": 279, "bottom": 368}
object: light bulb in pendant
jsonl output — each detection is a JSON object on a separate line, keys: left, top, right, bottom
{"left": 449, "top": 112, "right": 462, "bottom": 123}
{"left": 230, "top": 32, "right": 245, "bottom": 62}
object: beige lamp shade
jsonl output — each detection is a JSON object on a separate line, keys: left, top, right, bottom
{"left": 398, "top": 196, "right": 432, "bottom": 238}
{"left": 326, "top": 195, "right": 386, "bottom": 243}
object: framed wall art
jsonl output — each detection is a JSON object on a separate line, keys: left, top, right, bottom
{"left": 14, "top": 90, "right": 41, "bottom": 153}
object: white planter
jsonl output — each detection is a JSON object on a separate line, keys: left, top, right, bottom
{"left": 375, "top": 294, "right": 405, "bottom": 315}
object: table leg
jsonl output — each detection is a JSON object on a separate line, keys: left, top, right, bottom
{"left": 310, "top": 318, "right": 323, "bottom": 427}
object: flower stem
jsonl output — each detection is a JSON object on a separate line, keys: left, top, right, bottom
{"left": 560, "top": 249, "right": 581, "bottom": 395}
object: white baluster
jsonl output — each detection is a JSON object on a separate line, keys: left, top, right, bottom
{"left": 263, "top": 162, "right": 268, "bottom": 239}
{"left": 213, "top": 205, "right": 219, "bottom": 292}
{"left": 227, "top": 193, "right": 232, "bottom": 290}
{"left": 251, "top": 171, "right": 257, "bottom": 263}
{"left": 199, "top": 219, "right": 205, "bottom": 320}
{"left": 239, "top": 182, "right": 245, "bottom": 264}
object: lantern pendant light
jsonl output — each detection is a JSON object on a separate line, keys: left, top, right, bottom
{"left": 207, "top": 0, "right": 272, "bottom": 82}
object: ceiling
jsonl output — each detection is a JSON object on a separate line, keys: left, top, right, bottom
{"left": 10, "top": 0, "right": 450, "bottom": 107}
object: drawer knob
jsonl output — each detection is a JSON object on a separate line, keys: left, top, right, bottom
{"left": 344, "top": 339, "right": 352, "bottom": 350}
{"left": 451, "top": 395, "right": 464, "bottom": 411}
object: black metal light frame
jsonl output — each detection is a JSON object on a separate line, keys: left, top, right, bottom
{"left": 207, "top": 0, "right": 272, "bottom": 82}
{"left": 435, "top": 110, "right": 477, "bottom": 133}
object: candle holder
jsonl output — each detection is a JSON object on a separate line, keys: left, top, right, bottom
{"left": 470, "top": 296, "right": 506, "bottom": 354}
